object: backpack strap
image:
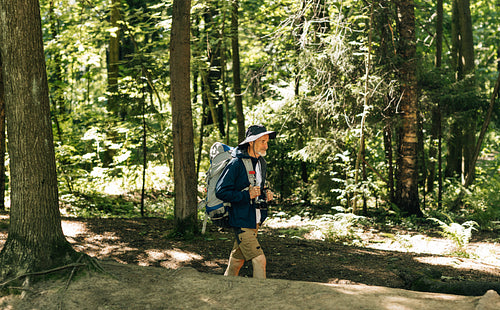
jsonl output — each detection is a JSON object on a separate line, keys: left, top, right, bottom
{"left": 241, "top": 158, "right": 256, "bottom": 189}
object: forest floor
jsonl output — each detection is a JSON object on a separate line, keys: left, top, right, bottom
{"left": 1, "top": 213, "right": 500, "bottom": 309}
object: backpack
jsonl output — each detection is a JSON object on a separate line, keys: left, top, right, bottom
{"left": 199, "top": 142, "right": 255, "bottom": 233}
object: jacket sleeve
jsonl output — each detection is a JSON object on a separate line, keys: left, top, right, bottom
{"left": 215, "top": 159, "right": 251, "bottom": 204}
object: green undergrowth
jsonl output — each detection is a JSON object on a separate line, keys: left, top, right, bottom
{"left": 59, "top": 189, "right": 175, "bottom": 219}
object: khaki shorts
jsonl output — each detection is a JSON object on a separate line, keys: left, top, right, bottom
{"left": 230, "top": 227, "right": 264, "bottom": 261}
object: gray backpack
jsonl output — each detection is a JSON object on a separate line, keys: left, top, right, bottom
{"left": 199, "top": 142, "right": 254, "bottom": 233}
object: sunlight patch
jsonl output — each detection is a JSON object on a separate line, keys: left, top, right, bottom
{"left": 138, "top": 248, "right": 204, "bottom": 269}
{"left": 414, "top": 256, "right": 500, "bottom": 275}
{"left": 469, "top": 243, "right": 500, "bottom": 266}
{"left": 62, "top": 220, "right": 87, "bottom": 237}
{"left": 146, "top": 249, "right": 167, "bottom": 260}
{"left": 0, "top": 233, "right": 6, "bottom": 248}
{"left": 104, "top": 181, "right": 125, "bottom": 195}
{"left": 165, "top": 249, "right": 203, "bottom": 262}
{"left": 202, "top": 259, "right": 224, "bottom": 268}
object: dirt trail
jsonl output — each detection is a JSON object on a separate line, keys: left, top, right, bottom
{"left": 1, "top": 262, "right": 499, "bottom": 310}
{"left": 1, "top": 216, "right": 500, "bottom": 309}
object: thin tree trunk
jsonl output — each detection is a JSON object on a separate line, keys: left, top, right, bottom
{"left": 202, "top": 72, "right": 222, "bottom": 137}
{"left": 171, "top": 0, "right": 198, "bottom": 235}
{"left": 448, "top": 0, "right": 475, "bottom": 180}
{"left": 141, "top": 91, "right": 150, "bottom": 218}
{"left": 0, "top": 55, "right": 5, "bottom": 211}
{"left": 231, "top": 0, "right": 245, "bottom": 142}
{"left": 456, "top": 0, "right": 474, "bottom": 77}
{"left": 196, "top": 108, "right": 205, "bottom": 179}
{"left": 417, "top": 110, "right": 426, "bottom": 209}
{"left": 107, "top": 0, "right": 121, "bottom": 114}
{"left": 294, "top": 0, "right": 309, "bottom": 202}
{"left": 221, "top": 7, "right": 230, "bottom": 145}
{"left": 427, "top": 108, "right": 439, "bottom": 193}
{"left": 353, "top": 3, "right": 373, "bottom": 214}
{"left": 204, "top": 3, "right": 225, "bottom": 137}
{"left": 192, "top": 19, "right": 204, "bottom": 179}
{"left": 435, "top": 0, "right": 443, "bottom": 68}
{"left": 426, "top": 0, "right": 442, "bottom": 195}
{"left": 49, "top": 0, "right": 64, "bottom": 143}
{"left": 427, "top": 0, "right": 442, "bottom": 193}
{"left": 464, "top": 71, "right": 500, "bottom": 187}
{"left": 377, "top": 0, "right": 396, "bottom": 207}
{"left": 383, "top": 117, "right": 395, "bottom": 204}
{"left": 438, "top": 113, "right": 443, "bottom": 209}
{"left": 445, "top": 120, "right": 462, "bottom": 178}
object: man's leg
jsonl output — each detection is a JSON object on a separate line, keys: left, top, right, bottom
{"left": 224, "top": 255, "right": 245, "bottom": 276}
{"left": 251, "top": 254, "right": 266, "bottom": 279}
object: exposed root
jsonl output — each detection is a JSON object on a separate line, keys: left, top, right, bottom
{"left": 0, "top": 263, "right": 86, "bottom": 289}
{"left": 1, "top": 254, "right": 116, "bottom": 293}
{"left": 65, "top": 254, "right": 85, "bottom": 289}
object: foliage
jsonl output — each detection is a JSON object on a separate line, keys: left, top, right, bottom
{"left": 422, "top": 127, "right": 500, "bottom": 229}
{"left": 18, "top": 0, "right": 498, "bottom": 224}
{"left": 429, "top": 218, "right": 478, "bottom": 256}
{"left": 321, "top": 212, "right": 367, "bottom": 244}
{"left": 60, "top": 188, "right": 174, "bottom": 219}
{"left": 299, "top": 207, "right": 369, "bottom": 245}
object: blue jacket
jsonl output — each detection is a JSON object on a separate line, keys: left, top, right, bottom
{"left": 215, "top": 147, "right": 268, "bottom": 229}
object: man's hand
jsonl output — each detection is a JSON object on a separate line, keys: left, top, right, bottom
{"left": 249, "top": 185, "right": 261, "bottom": 200}
{"left": 265, "top": 189, "right": 274, "bottom": 202}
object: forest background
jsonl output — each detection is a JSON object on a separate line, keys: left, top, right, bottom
{"left": 0, "top": 0, "right": 499, "bottom": 260}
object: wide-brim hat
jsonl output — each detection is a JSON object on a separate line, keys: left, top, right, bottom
{"left": 238, "top": 124, "right": 276, "bottom": 146}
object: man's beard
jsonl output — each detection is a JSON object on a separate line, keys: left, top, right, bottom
{"left": 256, "top": 150, "right": 266, "bottom": 157}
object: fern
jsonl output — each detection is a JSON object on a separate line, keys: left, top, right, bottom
{"left": 430, "top": 218, "right": 478, "bottom": 253}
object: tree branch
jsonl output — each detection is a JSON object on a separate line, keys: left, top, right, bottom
{"left": 464, "top": 70, "right": 500, "bottom": 187}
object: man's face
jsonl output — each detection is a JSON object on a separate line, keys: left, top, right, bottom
{"left": 251, "top": 135, "right": 269, "bottom": 157}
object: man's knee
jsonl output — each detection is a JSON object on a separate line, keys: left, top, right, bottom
{"left": 230, "top": 257, "right": 245, "bottom": 267}
{"left": 252, "top": 254, "right": 266, "bottom": 265}
{"left": 225, "top": 257, "right": 245, "bottom": 276}
{"left": 251, "top": 254, "right": 266, "bottom": 279}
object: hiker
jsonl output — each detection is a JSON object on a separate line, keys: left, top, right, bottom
{"left": 215, "top": 124, "right": 276, "bottom": 279}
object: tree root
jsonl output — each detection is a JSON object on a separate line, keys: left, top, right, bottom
{"left": 397, "top": 267, "right": 500, "bottom": 296}
{"left": 1, "top": 254, "right": 116, "bottom": 292}
{"left": 0, "top": 263, "right": 86, "bottom": 289}
{"left": 65, "top": 254, "right": 85, "bottom": 289}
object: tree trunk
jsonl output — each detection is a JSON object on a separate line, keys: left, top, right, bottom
{"left": 427, "top": 0, "right": 443, "bottom": 196}
{"left": 417, "top": 110, "right": 426, "bottom": 209}
{"left": 447, "top": 0, "right": 475, "bottom": 180}
{"left": 231, "top": 0, "right": 245, "bottom": 143}
{"left": 353, "top": 3, "right": 373, "bottom": 214}
{"left": 464, "top": 71, "right": 500, "bottom": 187}
{"left": 294, "top": 0, "right": 309, "bottom": 202}
{"left": 435, "top": 0, "right": 443, "bottom": 68}
{"left": 383, "top": 117, "right": 395, "bottom": 204}
{"left": 0, "top": 0, "right": 76, "bottom": 279}
{"left": 203, "top": 2, "right": 225, "bottom": 137}
{"left": 457, "top": 0, "right": 475, "bottom": 182}
{"left": 220, "top": 8, "right": 230, "bottom": 145}
{"left": 426, "top": 108, "right": 440, "bottom": 194}
{"left": 376, "top": 1, "right": 396, "bottom": 206}
{"left": 107, "top": 0, "right": 121, "bottom": 115}
{"left": 456, "top": 0, "right": 474, "bottom": 79}
{"left": 171, "top": 0, "right": 198, "bottom": 235}
{"left": 0, "top": 55, "right": 5, "bottom": 211}
{"left": 48, "top": 1, "right": 64, "bottom": 142}
{"left": 444, "top": 119, "right": 462, "bottom": 178}
{"left": 395, "top": 0, "right": 423, "bottom": 217}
